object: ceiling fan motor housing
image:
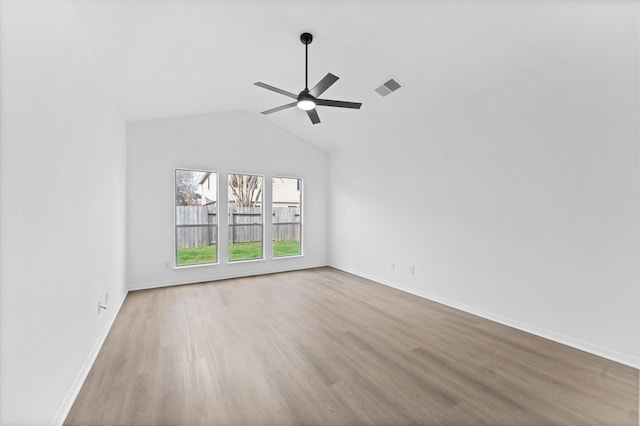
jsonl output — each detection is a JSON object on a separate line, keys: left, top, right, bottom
{"left": 297, "top": 90, "right": 316, "bottom": 110}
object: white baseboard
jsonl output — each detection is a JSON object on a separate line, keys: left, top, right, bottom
{"left": 128, "top": 262, "right": 328, "bottom": 291}
{"left": 51, "top": 290, "right": 129, "bottom": 426}
{"left": 330, "top": 264, "right": 640, "bottom": 370}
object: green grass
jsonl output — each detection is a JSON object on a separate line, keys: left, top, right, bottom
{"left": 177, "top": 244, "right": 217, "bottom": 265}
{"left": 229, "top": 242, "right": 262, "bottom": 261}
{"left": 177, "top": 240, "right": 300, "bottom": 264}
{"left": 272, "top": 239, "right": 300, "bottom": 257}
{"left": 228, "top": 240, "right": 301, "bottom": 260}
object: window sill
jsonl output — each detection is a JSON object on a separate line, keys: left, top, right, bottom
{"left": 272, "top": 254, "right": 304, "bottom": 260}
{"left": 174, "top": 262, "right": 219, "bottom": 270}
{"left": 227, "top": 257, "right": 265, "bottom": 264}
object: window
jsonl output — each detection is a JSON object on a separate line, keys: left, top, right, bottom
{"left": 175, "top": 169, "right": 218, "bottom": 266}
{"left": 228, "top": 173, "right": 263, "bottom": 261}
{"left": 272, "top": 177, "right": 302, "bottom": 257}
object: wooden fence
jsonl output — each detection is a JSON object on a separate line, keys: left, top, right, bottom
{"left": 176, "top": 205, "right": 300, "bottom": 247}
{"left": 176, "top": 205, "right": 217, "bottom": 248}
{"left": 228, "top": 206, "right": 262, "bottom": 243}
{"left": 272, "top": 207, "right": 301, "bottom": 242}
{"left": 228, "top": 206, "right": 301, "bottom": 243}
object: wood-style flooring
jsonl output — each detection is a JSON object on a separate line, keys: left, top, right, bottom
{"left": 65, "top": 267, "right": 639, "bottom": 425}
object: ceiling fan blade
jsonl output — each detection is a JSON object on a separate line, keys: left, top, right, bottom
{"left": 307, "top": 108, "right": 320, "bottom": 124}
{"left": 309, "top": 73, "right": 339, "bottom": 98}
{"left": 254, "top": 82, "right": 297, "bottom": 99}
{"left": 260, "top": 102, "right": 297, "bottom": 115}
{"left": 316, "top": 99, "right": 362, "bottom": 109}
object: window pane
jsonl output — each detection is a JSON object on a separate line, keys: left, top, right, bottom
{"left": 272, "top": 177, "right": 302, "bottom": 257}
{"left": 175, "top": 170, "right": 218, "bottom": 265}
{"left": 228, "top": 174, "right": 263, "bottom": 261}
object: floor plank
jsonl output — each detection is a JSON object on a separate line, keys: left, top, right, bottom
{"left": 65, "top": 267, "right": 639, "bottom": 425}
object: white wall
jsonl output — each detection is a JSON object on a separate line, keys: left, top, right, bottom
{"left": 329, "top": 8, "right": 640, "bottom": 367}
{"left": 127, "top": 112, "right": 328, "bottom": 289}
{"left": 0, "top": 0, "right": 127, "bottom": 424}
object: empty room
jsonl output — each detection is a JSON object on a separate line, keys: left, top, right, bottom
{"left": 1, "top": 0, "right": 639, "bottom": 425}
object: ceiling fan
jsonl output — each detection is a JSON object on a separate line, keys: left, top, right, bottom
{"left": 254, "top": 32, "right": 362, "bottom": 125}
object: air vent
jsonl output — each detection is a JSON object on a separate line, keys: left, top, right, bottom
{"left": 375, "top": 78, "right": 402, "bottom": 97}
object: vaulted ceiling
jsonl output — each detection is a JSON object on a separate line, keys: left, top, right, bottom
{"left": 71, "top": 0, "right": 631, "bottom": 150}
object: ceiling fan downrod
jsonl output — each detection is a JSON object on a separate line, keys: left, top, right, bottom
{"left": 301, "top": 32, "right": 313, "bottom": 91}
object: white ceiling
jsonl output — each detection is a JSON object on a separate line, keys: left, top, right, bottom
{"left": 70, "top": 0, "right": 630, "bottom": 150}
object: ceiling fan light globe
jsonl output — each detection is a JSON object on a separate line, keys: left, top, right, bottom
{"left": 297, "top": 99, "right": 316, "bottom": 110}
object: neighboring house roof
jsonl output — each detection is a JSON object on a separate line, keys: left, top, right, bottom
{"left": 198, "top": 172, "right": 211, "bottom": 185}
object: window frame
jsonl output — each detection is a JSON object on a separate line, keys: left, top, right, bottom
{"left": 174, "top": 168, "right": 219, "bottom": 268}
{"left": 227, "top": 172, "right": 265, "bottom": 263}
{"left": 271, "top": 176, "right": 303, "bottom": 258}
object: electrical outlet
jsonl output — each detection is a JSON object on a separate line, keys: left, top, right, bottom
{"left": 410, "top": 266, "right": 415, "bottom": 275}
{"left": 391, "top": 262, "right": 395, "bottom": 270}
{"left": 104, "top": 292, "right": 109, "bottom": 305}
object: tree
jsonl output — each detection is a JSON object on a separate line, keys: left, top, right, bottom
{"left": 175, "top": 170, "right": 199, "bottom": 206}
{"left": 229, "top": 174, "right": 262, "bottom": 207}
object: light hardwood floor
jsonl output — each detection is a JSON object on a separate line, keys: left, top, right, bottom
{"left": 66, "top": 267, "right": 639, "bottom": 425}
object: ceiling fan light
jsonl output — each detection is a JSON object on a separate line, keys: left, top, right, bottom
{"left": 297, "top": 99, "right": 316, "bottom": 110}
